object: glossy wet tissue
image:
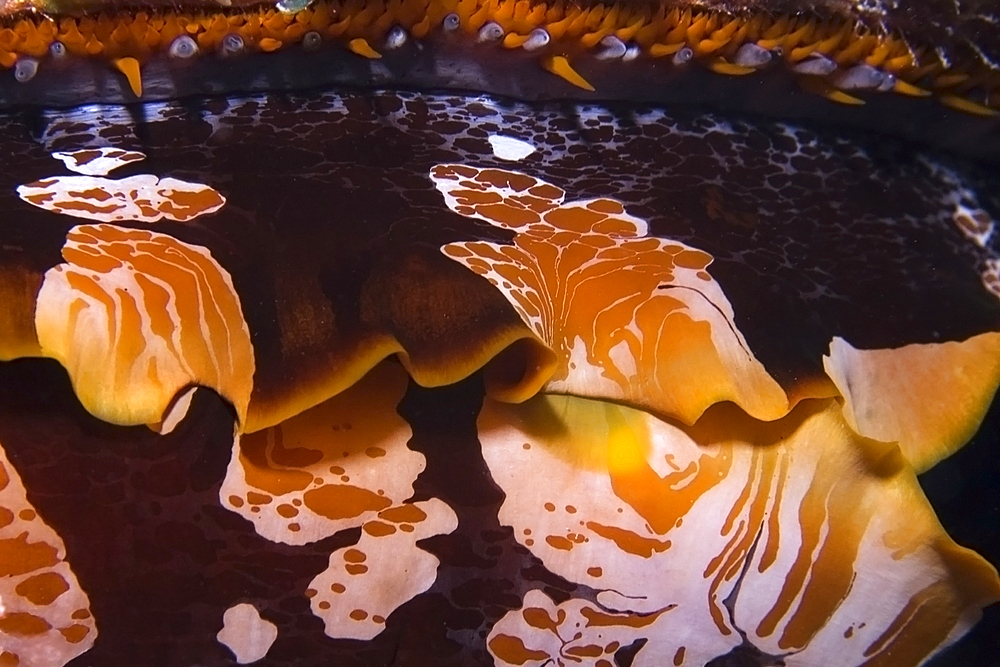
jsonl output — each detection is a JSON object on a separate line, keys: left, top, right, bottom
{"left": 0, "top": 0, "right": 997, "bottom": 665}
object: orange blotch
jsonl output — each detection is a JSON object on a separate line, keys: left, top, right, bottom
{"left": 59, "top": 624, "right": 91, "bottom": 644}
{"left": 238, "top": 431, "right": 315, "bottom": 495}
{"left": 522, "top": 607, "right": 558, "bottom": 631}
{"left": 585, "top": 522, "right": 671, "bottom": 558}
{"left": 0, "top": 533, "right": 59, "bottom": 577}
{"left": 14, "top": 571, "right": 70, "bottom": 605}
{"left": 276, "top": 503, "right": 299, "bottom": 518}
{"left": 246, "top": 492, "right": 273, "bottom": 505}
{"left": 303, "top": 484, "right": 391, "bottom": 520}
{"left": 362, "top": 521, "right": 396, "bottom": 537}
{"left": 489, "top": 634, "right": 550, "bottom": 664}
{"left": 0, "top": 613, "right": 51, "bottom": 637}
{"left": 377, "top": 504, "right": 427, "bottom": 524}
{"left": 545, "top": 535, "right": 574, "bottom": 551}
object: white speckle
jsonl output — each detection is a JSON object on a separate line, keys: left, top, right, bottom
{"left": 217, "top": 603, "right": 278, "bottom": 664}
{"left": 488, "top": 135, "right": 536, "bottom": 162}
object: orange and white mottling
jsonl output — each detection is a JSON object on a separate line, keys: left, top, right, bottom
{"left": 34, "top": 223, "right": 255, "bottom": 427}
{"left": 18, "top": 148, "right": 225, "bottom": 224}
{"left": 824, "top": 333, "right": 1000, "bottom": 471}
{"left": 480, "top": 394, "right": 1000, "bottom": 666}
{"left": 220, "top": 362, "right": 457, "bottom": 640}
{"left": 488, "top": 589, "right": 674, "bottom": 667}
{"left": 0, "top": 438, "right": 96, "bottom": 667}
{"left": 18, "top": 174, "right": 226, "bottom": 224}
{"left": 220, "top": 363, "right": 421, "bottom": 546}
{"left": 51, "top": 148, "right": 146, "bottom": 177}
{"left": 432, "top": 164, "right": 787, "bottom": 424}
{"left": 306, "top": 498, "right": 458, "bottom": 641}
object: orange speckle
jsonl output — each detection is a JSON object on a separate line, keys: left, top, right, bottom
{"left": 246, "top": 492, "right": 273, "bottom": 505}
{"left": 349, "top": 609, "right": 369, "bottom": 621}
{"left": 113, "top": 57, "right": 142, "bottom": 97}
{"left": 59, "top": 624, "right": 90, "bottom": 644}
{"left": 545, "top": 535, "right": 574, "bottom": 550}
{"left": 348, "top": 37, "right": 381, "bottom": 59}
{"left": 362, "top": 521, "right": 397, "bottom": 537}
{"left": 276, "top": 503, "right": 299, "bottom": 518}
{"left": 344, "top": 548, "right": 367, "bottom": 563}
{"left": 259, "top": 37, "right": 283, "bottom": 52}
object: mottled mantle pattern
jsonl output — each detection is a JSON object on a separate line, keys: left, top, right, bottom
{"left": 0, "top": 89, "right": 997, "bottom": 665}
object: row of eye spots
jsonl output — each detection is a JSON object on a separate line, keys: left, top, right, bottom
{"left": 0, "top": 0, "right": 995, "bottom": 114}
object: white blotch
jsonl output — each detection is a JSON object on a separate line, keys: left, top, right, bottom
{"left": 385, "top": 25, "right": 407, "bottom": 49}
{"left": 733, "top": 43, "right": 771, "bottom": 68}
{"left": 791, "top": 54, "right": 837, "bottom": 76}
{"left": 14, "top": 58, "right": 38, "bottom": 83}
{"left": 477, "top": 21, "right": 504, "bottom": 42}
{"left": 982, "top": 259, "right": 1000, "bottom": 301}
{"left": 222, "top": 33, "right": 246, "bottom": 55}
{"left": 595, "top": 35, "right": 627, "bottom": 60}
{"left": 952, "top": 203, "right": 995, "bottom": 247}
{"left": 488, "top": 135, "right": 536, "bottom": 161}
{"left": 830, "top": 63, "right": 885, "bottom": 90}
{"left": 169, "top": 35, "right": 199, "bottom": 59}
{"left": 521, "top": 28, "right": 550, "bottom": 51}
{"left": 217, "top": 603, "right": 278, "bottom": 664}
